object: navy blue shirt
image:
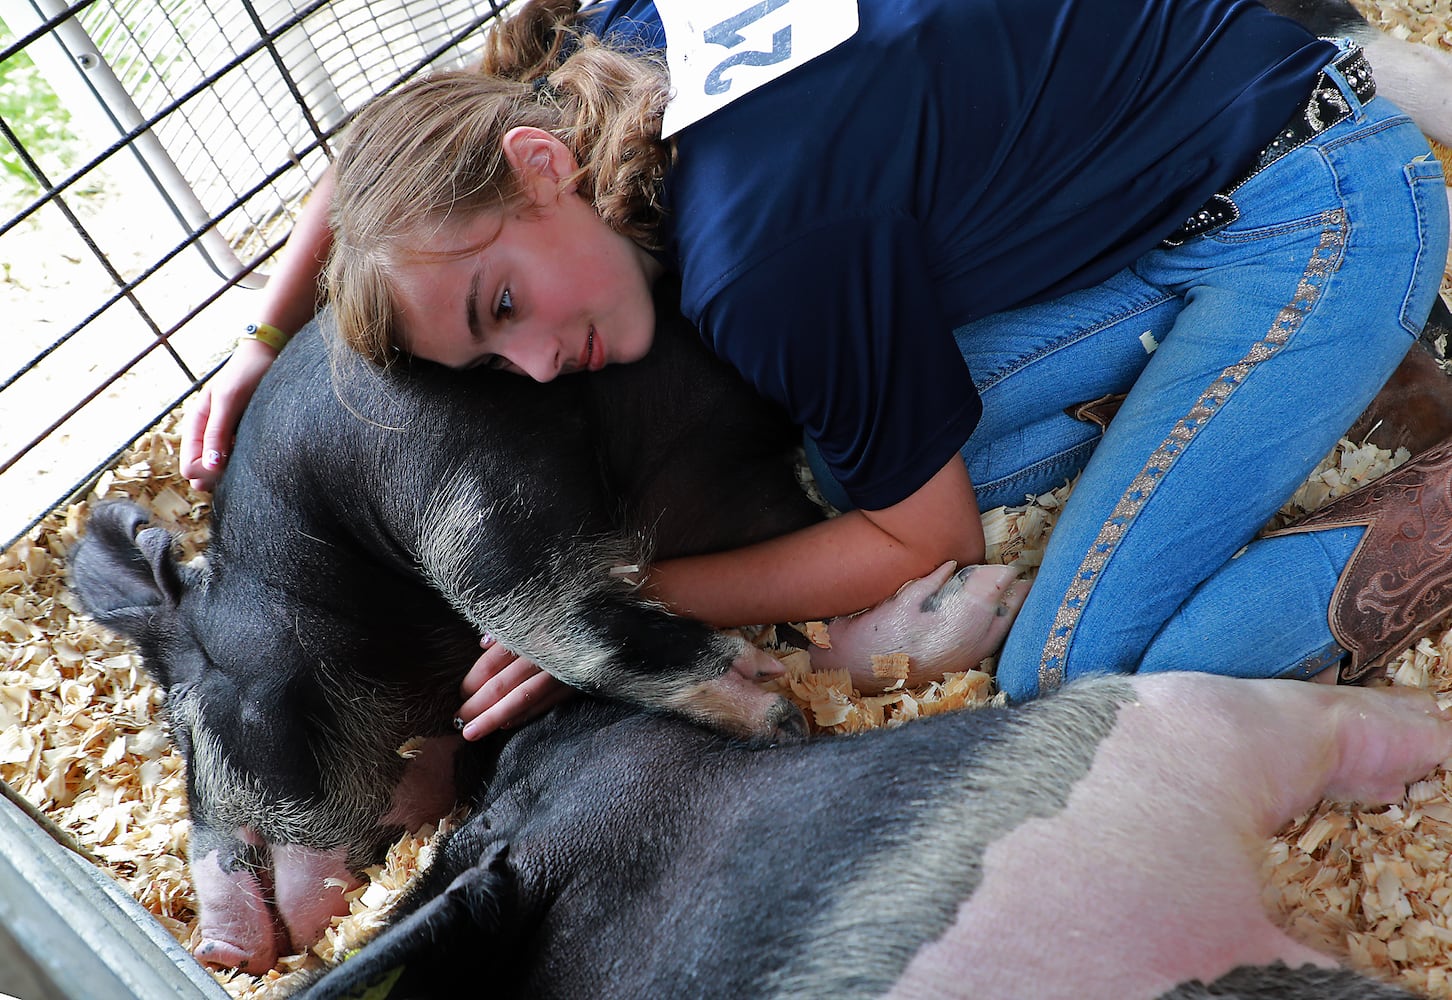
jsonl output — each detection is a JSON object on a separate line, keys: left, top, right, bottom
{"left": 583, "top": 0, "right": 1333, "bottom": 509}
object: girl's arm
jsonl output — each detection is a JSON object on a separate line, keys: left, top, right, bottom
{"left": 456, "top": 455, "right": 986, "bottom": 739}
{"left": 180, "top": 167, "right": 337, "bottom": 491}
{"left": 646, "top": 454, "right": 984, "bottom": 625}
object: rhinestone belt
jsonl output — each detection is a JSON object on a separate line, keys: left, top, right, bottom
{"left": 1162, "top": 45, "right": 1376, "bottom": 248}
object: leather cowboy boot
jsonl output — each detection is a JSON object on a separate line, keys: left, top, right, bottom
{"left": 1261, "top": 437, "right": 1452, "bottom": 683}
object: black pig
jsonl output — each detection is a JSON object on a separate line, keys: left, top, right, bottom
{"left": 69, "top": 283, "right": 822, "bottom": 972}
{"left": 68, "top": 0, "right": 1452, "bottom": 974}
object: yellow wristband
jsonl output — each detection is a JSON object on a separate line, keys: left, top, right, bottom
{"left": 243, "top": 322, "right": 290, "bottom": 352}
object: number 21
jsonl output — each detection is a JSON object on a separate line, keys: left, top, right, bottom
{"left": 703, "top": 0, "right": 792, "bottom": 96}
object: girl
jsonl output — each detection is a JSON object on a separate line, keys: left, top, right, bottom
{"left": 184, "top": 0, "right": 1450, "bottom": 734}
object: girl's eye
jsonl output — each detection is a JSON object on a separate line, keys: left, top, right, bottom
{"left": 495, "top": 288, "right": 514, "bottom": 319}
{"left": 483, "top": 354, "right": 510, "bottom": 371}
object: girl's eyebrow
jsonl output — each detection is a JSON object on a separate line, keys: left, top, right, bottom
{"left": 466, "top": 269, "right": 482, "bottom": 341}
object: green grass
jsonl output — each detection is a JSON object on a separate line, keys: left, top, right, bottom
{"left": 0, "top": 15, "right": 84, "bottom": 208}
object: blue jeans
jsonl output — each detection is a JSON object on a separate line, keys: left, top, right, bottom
{"left": 811, "top": 54, "right": 1449, "bottom": 700}
{"left": 989, "top": 79, "right": 1448, "bottom": 699}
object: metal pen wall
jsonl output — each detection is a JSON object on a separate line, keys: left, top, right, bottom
{"left": 0, "top": 0, "right": 513, "bottom": 549}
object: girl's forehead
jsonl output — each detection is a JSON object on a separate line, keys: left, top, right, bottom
{"left": 404, "top": 208, "right": 508, "bottom": 258}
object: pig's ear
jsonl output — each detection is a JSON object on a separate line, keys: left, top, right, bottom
{"left": 68, "top": 499, "right": 192, "bottom": 639}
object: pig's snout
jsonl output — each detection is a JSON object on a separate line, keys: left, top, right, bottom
{"left": 190, "top": 844, "right": 284, "bottom": 974}
{"left": 810, "top": 561, "right": 1027, "bottom": 691}
{"left": 190, "top": 836, "right": 361, "bottom": 972}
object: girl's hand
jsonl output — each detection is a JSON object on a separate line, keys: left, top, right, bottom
{"left": 180, "top": 338, "right": 282, "bottom": 491}
{"left": 456, "top": 636, "right": 574, "bottom": 740}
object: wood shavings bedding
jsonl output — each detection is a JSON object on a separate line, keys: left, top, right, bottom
{"left": 2, "top": 7, "right": 1450, "bottom": 995}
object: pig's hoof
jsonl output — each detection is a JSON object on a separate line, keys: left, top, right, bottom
{"left": 671, "top": 660, "right": 807, "bottom": 743}
{"left": 766, "top": 699, "right": 809, "bottom": 744}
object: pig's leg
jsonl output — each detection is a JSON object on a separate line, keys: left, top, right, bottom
{"left": 271, "top": 843, "right": 357, "bottom": 953}
{"left": 808, "top": 562, "right": 1028, "bottom": 690}
{"left": 419, "top": 478, "right": 806, "bottom": 742}
{"left": 269, "top": 737, "right": 465, "bottom": 951}
{"left": 888, "top": 674, "right": 1452, "bottom": 1000}
{"left": 189, "top": 825, "right": 286, "bottom": 974}
{"left": 379, "top": 735, "right": 464, "bottom": 829}
{"left": 260, "top": 735, "right": 467, "bottom": 954}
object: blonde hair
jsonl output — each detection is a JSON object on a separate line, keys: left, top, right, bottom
{"left": 326, "top": 0, "right": 671, "bottom": 366}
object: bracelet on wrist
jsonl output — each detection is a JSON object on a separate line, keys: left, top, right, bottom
{"left": 242, "top": 322, "right": 290, "bottom": 352}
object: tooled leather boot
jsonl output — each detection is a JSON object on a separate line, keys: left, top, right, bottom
{"left": 1261, "top": 438, "right": 1452, "bottom": 683}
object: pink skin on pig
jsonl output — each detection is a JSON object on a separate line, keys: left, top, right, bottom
{"left": 811, "top": 562, "right": 1028, "bottom": 691}
{"left": 199, "top": 739, "right": 470, "bottom": 969}
{"left": 380, "top": 735, "right": 466, "bottom": 829}
{"left": 190, "top": 829, "right": 287, "bottom": 974}
{"left": 886, "top": 673, "right": 1452, "bottom": 1000}
{"left": 275, "top": 737, "right": 467, "bottom": 953}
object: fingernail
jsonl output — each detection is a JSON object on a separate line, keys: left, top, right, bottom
{"left": 481, "top": 632, "right": 495, "bottom": 646}
{"left": 203, "top": 449, "right": 224, "bottom": 469}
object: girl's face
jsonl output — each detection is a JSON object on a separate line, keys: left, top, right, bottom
{"left": 391, "top": 130, "right": 663, "bottom": 381}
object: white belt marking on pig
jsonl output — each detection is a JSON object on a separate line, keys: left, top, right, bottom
{"left": 418, "top": 471, "right": 731, "bottom": 702}
{"left": 882, "top": 674, "right": 1353, "bottom": 999}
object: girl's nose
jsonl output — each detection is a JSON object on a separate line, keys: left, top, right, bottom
{"left": 509, "top": 331, "right": 563, "bottom": 382}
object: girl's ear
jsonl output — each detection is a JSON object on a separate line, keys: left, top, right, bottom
{"left": 501, "top": 127, "right": 580, "bottom": 205}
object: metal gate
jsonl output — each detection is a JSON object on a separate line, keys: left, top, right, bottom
{"left": 1, "top": 0, "right": 515, "bottom": 550}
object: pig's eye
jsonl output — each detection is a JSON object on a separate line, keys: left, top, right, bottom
{"left": 495, "top": 288, "right": 514, "bottom": 320}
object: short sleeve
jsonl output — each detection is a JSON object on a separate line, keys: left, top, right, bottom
{"left": 692, "top": 217, "right": 982, "bottom": 510}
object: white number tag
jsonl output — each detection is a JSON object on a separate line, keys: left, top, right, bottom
{"left": 657, "top": 0, "right": 859, "bottom": 138}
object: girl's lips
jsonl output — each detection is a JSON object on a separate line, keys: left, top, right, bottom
{"left": 586, "top": 326, "right": 605, "bottom": 371}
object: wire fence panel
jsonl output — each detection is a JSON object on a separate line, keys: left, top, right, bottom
{"left": 0, "top": 0, "right": 514, "bottom": 549}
